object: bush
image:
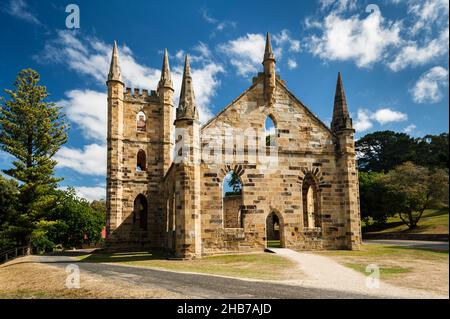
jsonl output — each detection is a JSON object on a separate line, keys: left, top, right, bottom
{"left": 359, "top": 171, "right": 392, "bottom": 225}
{"left": 31, "top": 229, "right": 55, "bottom": 254}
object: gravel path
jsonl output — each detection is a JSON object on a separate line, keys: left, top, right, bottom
{"left": 268, "top": 248, "right": 446, "bottom": 299}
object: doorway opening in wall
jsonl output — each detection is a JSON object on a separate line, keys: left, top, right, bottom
{"left": 222, "top": 170, "right": 243, "bottom": 228}
{"left": 266, "top": 212, "right": 281, "bottom": 248}
{"left": 133, "top": 194, "right": 148, "bottom": 231}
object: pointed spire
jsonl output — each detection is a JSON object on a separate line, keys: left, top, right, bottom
{"left": 263, "top": 32, "right": 275, "bottom": 63}
{"left": 331, "top": 72, "right": 353, "bottom": 132}
{"left": 176, "top": 54, "right": 198, "bottom": 120}
{"left": 107, "top": 41, "right": 123, "bottom": 83}
{"left": 158, "top": 48, "right": 173, "bottom": 89}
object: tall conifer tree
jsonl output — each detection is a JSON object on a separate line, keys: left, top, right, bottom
{"left": 0, "top": 69, "right": 67, "bottom": 249}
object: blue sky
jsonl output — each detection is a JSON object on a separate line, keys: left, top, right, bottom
{"left": 0, "top": 0, "right": 448, "bottom": 201}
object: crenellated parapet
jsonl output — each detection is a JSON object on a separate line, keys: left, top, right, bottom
{"left": 124, "top": 87, "right": 159, "bottom": 102}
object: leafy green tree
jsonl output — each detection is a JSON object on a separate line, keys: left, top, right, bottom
{"left": 356, "top": 131, "right": 416, "bottom": 172}
{"left": 415, "top": 133, "right": 449, "bottom": 169}
{"left": 384, "top": 162, "right": 449, "bottom": 229}
{"left": 359, "top": 171, "right": 391, "bottom": 226}
{"left": 90, "top": 199, "right": 106, "bottom": 214}
{"left": 0, "top": 69, "right": 68, "bottom": 250}
{"left": 48, "top": 188, "right": 105, "bottom": 248}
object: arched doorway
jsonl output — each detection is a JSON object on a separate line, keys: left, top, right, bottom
{"left": 266, "top": 211, "right": 283, "bottom": 248}
{"left": 133, "top": 194, "right": 148, "bottom": 231}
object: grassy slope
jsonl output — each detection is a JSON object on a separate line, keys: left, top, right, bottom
{"left": 78, "top": 251, "right": 297, "bottom": 280}
{"left": 363, "top": 208, "right": 449, "bottom": 235}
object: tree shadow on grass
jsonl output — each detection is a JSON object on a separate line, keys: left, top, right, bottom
{"left": 391, "top": 245, "right": 449, "bottom": 254}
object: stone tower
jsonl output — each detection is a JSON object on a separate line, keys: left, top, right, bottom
{"left": 105, "top": 42, "right": 175, "bottom": 248}
{"left": 262, "top": 32, "right": 276, "bottom": 106}
{"left": 106, "top": 41, "right": 124, "bottom": 241}
{"left": 173, "top": 55, "right": 202, "bottom": 258}
{"left": 331, "top": 72, "right": 361, "bottom": 249}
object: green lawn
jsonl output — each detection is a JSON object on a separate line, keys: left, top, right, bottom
{"left": 344, "top": 262, "right": 412, "bottom": 279}
{"left": 363, "top": 207, "right": 449, "bottom": 235}
{"left": 78, "top": 251, "right": 296, "bottom": 280}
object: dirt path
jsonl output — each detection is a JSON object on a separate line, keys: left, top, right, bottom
{"left": 268, "top": 248, "right": 446, "bottom": 299}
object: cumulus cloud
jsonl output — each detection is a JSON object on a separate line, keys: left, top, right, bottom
{"left": 217, "top": 33, "right": 266, "bottom": 77}
{"left": 3, "top": 0, "right": 41, "bottom": 25}
{"left": 217, "top": 30, "right": 300, "bottom": 76}
{"left": 408, "top": 0, "right": 449, "bottom": 35}
{"left": 305, "top": 0, "right": 449, "bottom": 71}
{"left": 74, "top": 186, "right": 106, "bottom": 201}
{"left": 411, "top": 66, "right": 449, "bottom": 104}
{"left": 388, "top": 30, "right": 449, "bottom": 71}
{"left": 55, "top": 144, "right": 106, "bottom": 176}
{"left": 372, "top": 108, "right": 407, "bottom": 124}
{"left": 272, "top": 29, "right": 301, "bottom": 53}
{"left": 403, "top": 124, "right": 417, "bottom": 134}
{"left": 354, "top": 109, "right": 373, "bottom": 132}
{"left": 354, "top": 107, "right": 408, "bottom": 132}
{"left": 58, "top": 90, "right": 107, "bottom": 142}
{"left": 305, "top": 10, "right": 401, "bottom": 68}
{"left": 35, "top": 30, "right": 160, "bottom": 89}
{"left": 287, "top": 59, "right": 298, "bottom": 70}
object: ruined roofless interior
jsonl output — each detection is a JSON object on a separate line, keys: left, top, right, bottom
{"left": 105, "top": 33, "right": 362, "bottom": 259}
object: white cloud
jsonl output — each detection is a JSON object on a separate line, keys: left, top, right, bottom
{"left": 55, "top": 143, "right": 106, "bottom": 176}
{"left": 354, "top": 107, "right": 408, "bottom": 132}
{"left": 388, "top": 30, "right": 449, "bottom": 71}
{"left": 272, "top": 29, "right": 301, "bottom": 52}
{"left": 217, "top": 30, "right": 300, "bottom": 76}
{"left": 354, "top": 109, "right": 373, "bottom": 132}
{"left": 403, "top": 124, "right": 416, "bottom": 134}
{"left": 305, "top": 11, "right": 401, "bottom": 68}
{"left": 218, "top": 33, "right": 266, "bottom": 77}
{"left": 58, "top": 90, "right": 107, "bottom": 142}
{"left": 3, "top": 0, "right": 41, "bottom": 25}
{"left": 319, "top": 0, "right": 357, "bottom": 13}
{"left": 306, "top": 0, "right": 449, "bottom": 71}
{"left": 74, "top": 186, "right": 106, "bottom": 201}
{"left": 372, "top": 108, "right": 407, "bottom": 124}
{"left": 408, "top": 0, "right": 449, "bottom": 35}
{"left": 287, "top": 59, "right": 298, "bottom": 70}
{"left": 200, "top": 8, "right": 236, "bottom": 34}
{"left": 411, "top": 66, "right": 449, "bottom": 104}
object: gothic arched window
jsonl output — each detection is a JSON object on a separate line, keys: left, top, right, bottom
{"left": 136, "top": 111, "right": 146, "bottom": 132}
{"left": 137, "top": 149, "right": 146, "bottom": 171}
{"left": 265, "top": 115, "right": 276, "bottom": 146}
{"left": 302, "top": 174, "right": 321, "bottom": 228}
